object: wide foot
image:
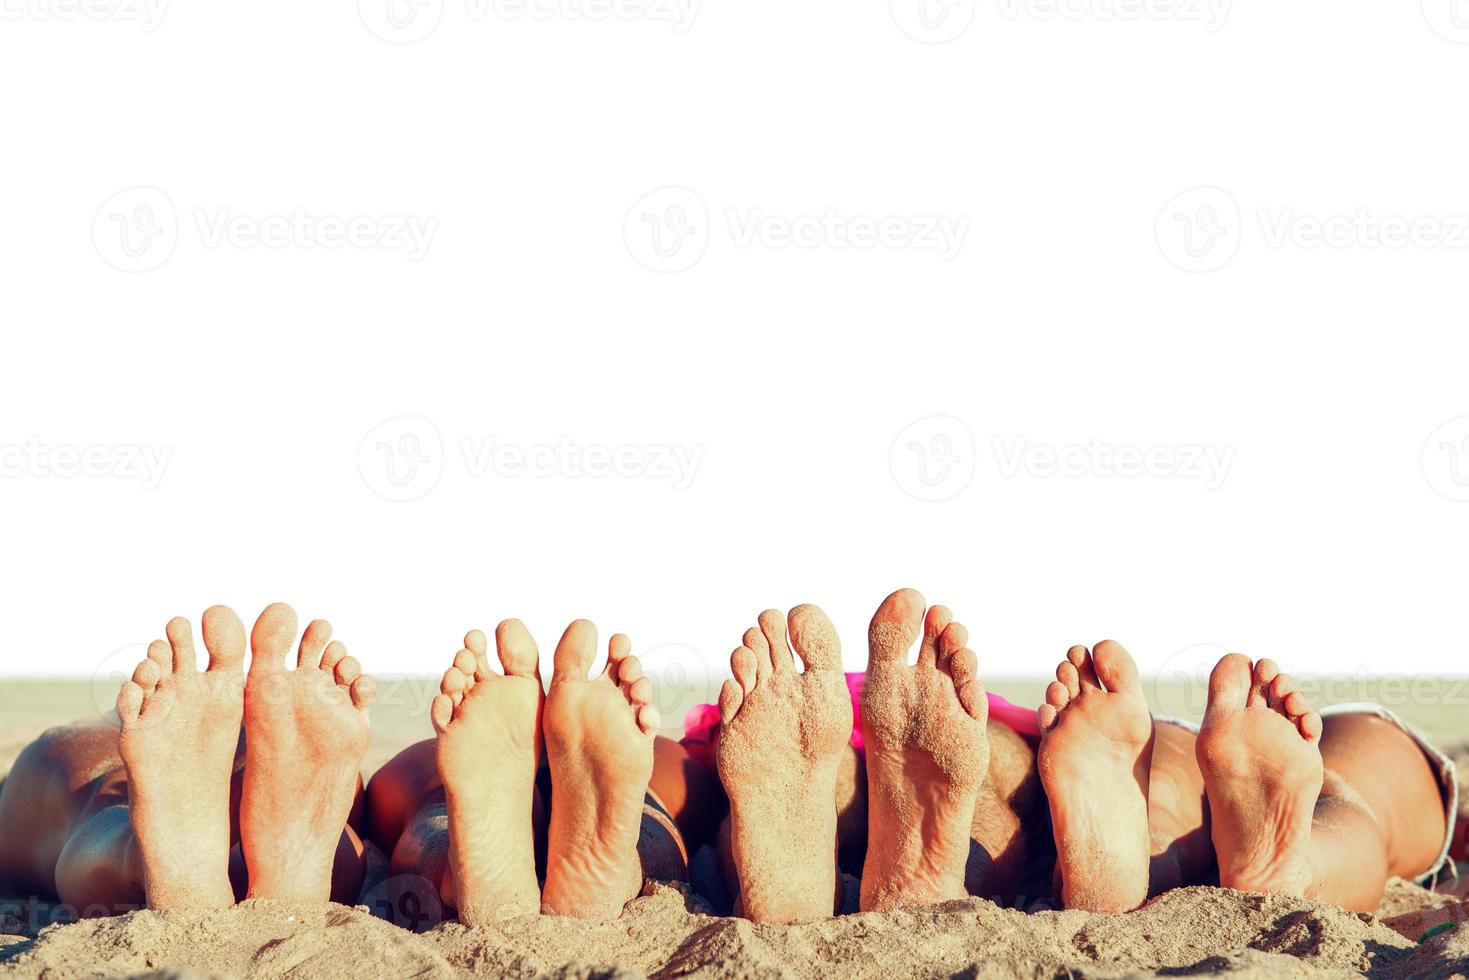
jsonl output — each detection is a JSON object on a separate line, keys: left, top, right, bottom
{"left": 715, "top": 605, "right": 852, "bottom": 923}
{"left": 1196, "top": 654, "right": 1323, "bottom": 898}
{"left": 860, "top": 589, "right": 988, "bottom": 912}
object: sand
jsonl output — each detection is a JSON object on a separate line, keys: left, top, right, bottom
{"left": 5, "top": 680, "right": 1469, "bottom": 978}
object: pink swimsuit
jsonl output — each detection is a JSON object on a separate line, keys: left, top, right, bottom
{"left": 681, "top": 672, "right": 1038, "bottom": 766}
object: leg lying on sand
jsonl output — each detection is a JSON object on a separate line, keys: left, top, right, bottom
{"left": 0, "top": 605, "right": 370, "bottom": 916}
{"left": 861, "top": 589, "right": 989, "bottom": 912}
{"left": 399, "top": 619, "right": 668, "bottom": 923}
{"left": 1039, "top": 645, "right": 1452, "bottom": 914}
{"left": 1196, "top": 655, "right": 1448, "bottom": 912}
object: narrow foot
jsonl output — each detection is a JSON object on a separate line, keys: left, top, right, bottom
{"left": 240, "top": 603, "right": 376, "bottom": 902}
{"left": 432, "top": 621, "right": 544, "bottom": 922}
{"left": 541, "top": 620, "right": 658, "bottom": 919}
{"left": 1196, "top": 654, "right": 1323, "bottom": 898}
{"left": 860, "top": 589, "right": 988, "bottom": 912}
{"left": 715, "top": 605, "right": 852, "bottom": 923}
{"left": 1037, "top": 640, "right": 1154, "bottom": 912}
{"left": 117, "top": 607, "right": 246, "bottom": 909}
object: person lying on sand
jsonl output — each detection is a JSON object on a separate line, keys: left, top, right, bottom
{"left": 676, "top": 588, "right": 1462, "bottom": 919}
{"left": 0, "top": 603, "right": 377, "bottom": 913}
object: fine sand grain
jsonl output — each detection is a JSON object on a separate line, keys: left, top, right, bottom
{"left": 4, "top": 681, "right": 1469, "bottom": 978}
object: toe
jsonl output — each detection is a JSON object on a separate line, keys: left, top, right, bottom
{"left": 636, "top": 703, "right": 661, "bottom": 734}
{"left": 334, "top": 655, "right": 362, "bottom": 688}
{"left": 1045, "top": 680, "right": 1070, "bottom": 709}
{"left": 1283, "top": 689, "right": 1310, "bottom": 718}
{"left": 297, "top": 619, "right": 333, "bottom": 670}
{"left": 759, "top": 609, "right": 793, "bottom": 673}
{"left": 350, "top": 675, "right": 376, "bottom": 710}
{"left": 917, "top": 604, "right": 953, "bottom": 669}
{"left": 1057, "top": 660, "right": 1081, "bottom": 698}
{"left": 1206, "top": 653, "right": 1253, "bottom": 715}
{"left": 431, "top": 693, "right": 453, "bottom": 733}
{"left": 1267, "top": 672, "right": 1295, "bottom": 713}
{"left": 1298, "top": 710, "right": 1323, "bottom": 742}
{"left": 718, "top": 678, "right": 744, "bottom": 725}
{"left": 868, "top": 588, "right": 924, "bottom": 668}
{"left": 143, "top": 642, "right": 170, "bottom": 686}
{"left": 1249, "top": 659, "right": 1278, "bottom": 706}
{"left": 1037, "top": 702, "right": 1058, "bottom": 732}
{"left": 948, "top": 645, "right": 978, "bottom": 693}
{"left": 615, "top": 651, "right": 644, "bottom": 689}
{"left": 606, "top": 633, "right": 632, "bottom": 681}
{"left": 320, "top": 640, "right": 348, "bottom": 673}
{"left": 201, "top": 606, "right": 246, "bottom": 672}
{"left": 1068, "top": 645, "right": 1101, "bottom": 689}
{"left": 453, "top": 647, "right": 478, "bottom": 685}
{"left": 731, "top": 646, "right": 758, "bottom": 695}
{"left": 938, "top": 621, "right": 968, "bottom": 670}
{"left": 787, "top": 604, "right": 841, "bottom": 672}
{"left": 117, "top": 681, "right": 144, "bottom": 725}
{"left": 462, "top": 628, "right": 491, "bottom": 679}
{"left": 441, "top": 665, "right": 469, "bottom": 701}
{"left": 1091, "top": 640, "right": 1141, "bottom": 695}
{"left": 627, "top": 675, "right": 653, "bottom": 705}
{"left": 495, "top": 620, "right": 540, "bottom": 679}
{"left": 743, "top": 625, "right": 772, "bottom": 681}
{"left": 166, "top": 617, "right": 197, "bottom": 674}
{"left": 552, "top": 619, "right": 598, "bottom": 682}
{"left": 249, "top": 602, "right": 299, "bottom": 673}
{"left": 950, "top": 648, "right": 985, "bottom": 721}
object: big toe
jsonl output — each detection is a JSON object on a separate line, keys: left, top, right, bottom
{"left": 788, "top": 604, "right": 841, "bottom": 671}
{"left": 552, "top": 619, "right": 598, "bottom": 681}
{"left": 1091, "top": 640, "right": 1141, "bottom": 695}
{"left": 250, "top": 602, "right": 299, "bottom": 671}
{"left": 496, "top": 619, "right": 541, "bottom": 678}
{"left": 201, "top": 605, "right": 247, "bottom": 671}
{"left": 1205, "top": 653, "right": 1253, "bottom": 716}
{"left": 868, "top": 588, "right": 925, "bottom": 666}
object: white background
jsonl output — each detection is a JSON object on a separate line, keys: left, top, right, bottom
{"left": 2, "top": 1, "right": 1468, "bottom": 714}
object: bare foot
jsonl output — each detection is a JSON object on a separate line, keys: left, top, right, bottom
{"left": 1196, "top": 654, "right": 1323, "bottom": 898}
{"left": 1037, "top": 641, "right": 1154, "bottom": 912}
{"left": 117, "top": 607, "right": 246, "bottom": 909}
{"left": 716, "top": 605, "right": 851, "bottom": 923}
{"left": 431, "top": 621, "right": 544, "bottom": 922}
{"left": 541, "top": 620, "right": 659, "bottom": 919}
{"left": 860, "top": 588, "right": 988, "bottom": 912}
{"left": 240, "top": 603, "right": 376, "bottom": 902}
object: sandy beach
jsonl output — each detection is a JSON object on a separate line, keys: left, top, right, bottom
{"left": 4, "top": 676, "right": 1469, "bottom": 978}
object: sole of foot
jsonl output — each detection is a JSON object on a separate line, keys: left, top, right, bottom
{"left": 431, "top": 621, "right": 544, "bottom": 922}
{"left": 1037, "top": 641, "right": 1154, "bottom": 912}
{"left": 715, "top": 605, "right": 851, "bottom": 924}
{"left": 117, "top": 607, "right": 247, "bottom": 909}
{"left": 541, "top": 620, "right": 658, "bottom": 919}
{"left": 240, "top": 603, "right": 376, "bottom": 902}
{"left": 860, "top": 589, "right": 989, "bottom": 912}
{"left": 1196, "top": 654, "right": 1323, "bottom": 898}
